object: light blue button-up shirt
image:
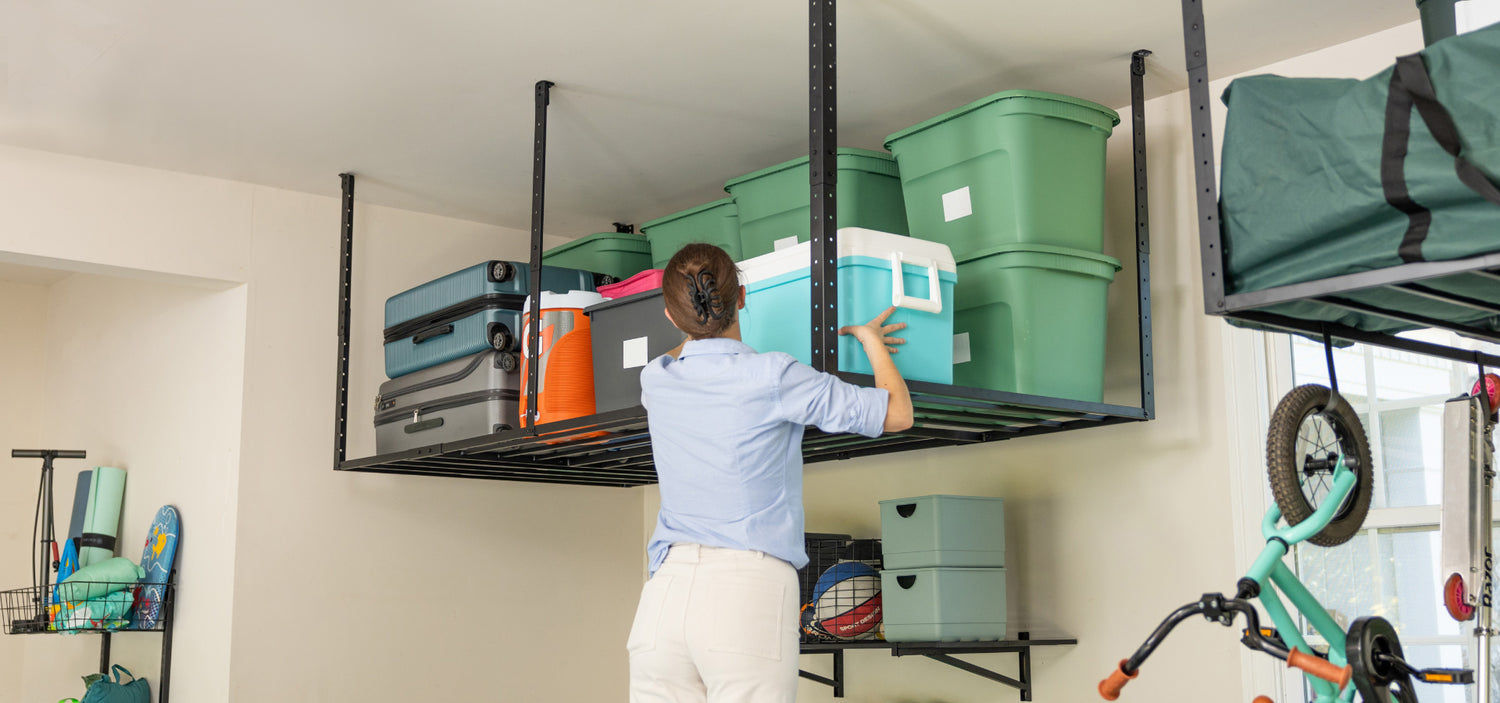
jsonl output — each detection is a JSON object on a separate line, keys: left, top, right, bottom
{"left": 641, "top": 337, "right": 890, "bottom": 575}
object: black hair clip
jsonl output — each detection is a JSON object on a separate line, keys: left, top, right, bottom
{"left": 683, "top": 271, "right": 728, "bottom": 325}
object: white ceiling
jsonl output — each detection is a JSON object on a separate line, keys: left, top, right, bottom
{"left": 1, "top": 0, "right": 1417, "bottom": 239}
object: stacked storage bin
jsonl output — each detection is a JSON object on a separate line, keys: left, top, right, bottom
{"left": 879, "top": 495, "right": 1007, "bottom": 642}
{"left": 885, "top": 91, "right": 1122, "bottom": 402}
{"left": 640, "top": 198, "right": 742, "bottom": 268}
{"left": 585, "top": 271, "right": 686, "bottom": 414}
{"left": 373, "top": 261, "right": 599, "bottom": 453}
{"left": 725, "top": 148, "right": 909, "bottom": 259}
{"left": 543, "top": 231, "right": 654, "bottom": 284}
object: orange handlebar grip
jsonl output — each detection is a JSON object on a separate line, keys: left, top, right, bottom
{"left": 1287, "top": 648, "right": 1353, "bottom": 688}
{"left": 1098, "top": 660, "right": 1139, "bottom": 700}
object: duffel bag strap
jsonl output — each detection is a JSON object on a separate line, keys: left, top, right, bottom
{"left": 1382, "top": 52, "right": 1500, "bottom": 262}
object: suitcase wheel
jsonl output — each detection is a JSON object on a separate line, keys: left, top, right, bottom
{"left": 496, "top": 352, "right": 519, "bottom": 373}
{"left": 489, "top": 324, "right": 516, "bottom": 352}
{"left": 489, "top": 261, "right": 516, "bottom": 283}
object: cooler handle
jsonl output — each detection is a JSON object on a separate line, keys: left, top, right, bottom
{"left": 890, "top": 252, "right": 942, "bottom": 314}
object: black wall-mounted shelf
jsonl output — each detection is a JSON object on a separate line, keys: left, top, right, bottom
{"left": 798, "top": 633, "right": 1075, "bottom": 700}
{"left": 333, "top": 7, "right": 1158, "bottom": 485}
{"left": 1182, "top": 0, "right": 1500, "bottom": 368}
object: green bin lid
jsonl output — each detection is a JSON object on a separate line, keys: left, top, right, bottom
{"left": 884, "top": 90, "right": 1120, "bottom": 149}
{"left": 957, "top": 242, "right": 1121, "bottom": 280}
{"left": 544, "top": 231, "right": 651, "bottom": 256}
{"left": 640, "top": 198, "right": 736, "bottom": 232}
{"left": 724, "top": 147, "right": 898, "bottom": 191}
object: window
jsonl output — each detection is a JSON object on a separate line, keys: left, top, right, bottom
{"left": 1261, "top": 330, "right": 1499, "bottom": 703}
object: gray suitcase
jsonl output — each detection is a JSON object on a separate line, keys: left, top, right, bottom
{"left": 374, "top": 349, "right": 520, "bottom": 454}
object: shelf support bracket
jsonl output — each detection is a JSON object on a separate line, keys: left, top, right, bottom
{"left": 798, "top": 649, "right": 845, "bottom": 697}
{"left": 525, "top": 80, "right": 554, "bottom": 434}
{"left": 921, "top": 653, "right": 1031, "bottom": 699}
{"left": 1130, "top": 49, "right": 1156, "bottom": 420}
{"left": 809, "top": 0, "right": 838, "bottom": 373}
{"left": 334, "top": 173, "right": 355, "bottom": 467}
{"left": 1181, "top": 0, "right": 1224, "bottom": 314}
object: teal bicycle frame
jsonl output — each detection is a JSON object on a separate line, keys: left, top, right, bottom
{"left": 1244, "top": 457, "right": 1361, "bottom": 702}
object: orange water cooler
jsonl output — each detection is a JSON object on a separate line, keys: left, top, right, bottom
{"left": 520, "top": 290, "right": 605, "bottom": 428}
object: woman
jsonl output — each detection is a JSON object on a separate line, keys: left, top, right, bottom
{"left": 627, "top": 243, "right": 914, "bottom": 702}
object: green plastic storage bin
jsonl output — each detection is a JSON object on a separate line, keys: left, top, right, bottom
{"left": 952, "top": 244, "right": 1119, "bottom": 402}
{"left": 881, "top": 567, "right": 1007, "bottom": 642}
{"left": 640, "top": 198, "right": 741, "bottom": 268}
{"left": 542, "top": 232, "right": 652, "bottom": 283}
{"left": 724, "top": 148, "right": 909, "bottom": 260}
{"left": 883, "top": 90, "right": 1119, "bottom": 258}
{"left": 880, "top": 495, "right": 1004, "bottom": 569}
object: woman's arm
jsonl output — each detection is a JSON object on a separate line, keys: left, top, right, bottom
{"left": 839, "top": 307, "right": 914, "bottom": 432}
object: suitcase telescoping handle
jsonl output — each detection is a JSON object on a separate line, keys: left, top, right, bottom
{"left": 412, "top": 323, "right": 455, "bottom": 345}
{"left": 889, "top": 252, "right": 942, "bottom": 314}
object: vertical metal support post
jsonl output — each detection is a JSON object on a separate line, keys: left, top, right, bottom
{"left": 159, "top": 572, "right": 176, "bottom": 703}
{"left": 1129, "top": 50, "right": 1156, "bottom": 420}
{"left": 1018, "top": 631, "right": 1033, "bottom": 702}
{"left": 1181, "top": 0, "right": 1225, "bottom": 313}
{"left": 99, "top": 632, "right": 111, "bottom": 674}
{"left": 833, "top": 649, "right": 845, "bottom": 698}
{"left": 526, "top": 81, "right": 554, "bottom": 434}
{"left": 809, "top": 0, "right": 839, "bottom": 373}
{"left": 334, "top": 173, "right": 355, "bottom": 467}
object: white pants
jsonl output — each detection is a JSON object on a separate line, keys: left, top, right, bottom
{"left": 627, "top": 544, "right": 801, "bottom": 703}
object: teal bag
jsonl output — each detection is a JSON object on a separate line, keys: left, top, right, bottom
{"left": 1219, "top": 22, "right": 1500, "bottom": 333}
{"left": 80, "top": 665, "right": 149, "bottom": 703}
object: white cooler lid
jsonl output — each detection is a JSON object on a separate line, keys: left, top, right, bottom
{"left": 523, "top": 290, "right": 606, "bottom": 313}
{"left": 736, "top": 228, "right": 957, "bottom": 285}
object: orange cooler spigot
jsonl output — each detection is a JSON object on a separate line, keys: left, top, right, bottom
{"left": 520, "top": 291, "right": 604, "bottom": 428}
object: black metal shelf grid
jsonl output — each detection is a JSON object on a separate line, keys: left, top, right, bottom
{"left": 1183, "top": 0, "right": 1500, "bottom": 368}
{"left": 798, "top": 633, "right": 1076, "bottom": 701}
{"left": 334, "top": 6, "right": 1158, "bottom": 484}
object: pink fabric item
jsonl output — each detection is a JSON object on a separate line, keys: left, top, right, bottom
{"left": 598, "top": 269, "right": 664, "bottom": 299}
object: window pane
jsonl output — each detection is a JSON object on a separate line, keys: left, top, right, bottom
{"left": 1291, "top": 338, "right": 1369, "bottom": 405}
{"left": 1294, "top": 527, "right": 1461, "bottom": 640}
{"left": 1370, "top": 346, "right": 1455, "bottom": 401}
{"left": 1379, "top": 406, "right": 1446, "bottom": 508}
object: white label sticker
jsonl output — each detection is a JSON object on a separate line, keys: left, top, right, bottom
{"left": 1457, "top": 0, "right": 1500, "bottom": 33}
{"left": 953, "top": 332, "right": 971, "bottom": 364}
{"left": 622, "top": 337, "right": 649, "bottom": 369}
{"left": 773, "top": 235, "right": 800, "bottom": 251}
{"left": 942, "top": 186, "right": 973, "bottom": 223}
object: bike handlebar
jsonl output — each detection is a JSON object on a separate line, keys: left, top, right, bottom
{"left": 1098, "top": 660, "right": 1138, "bottom": 701}
{"left": 1287, "top": 648, "right": 1352, "bottom": 687}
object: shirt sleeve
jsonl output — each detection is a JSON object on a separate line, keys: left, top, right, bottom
{"left": 775, "top": 359, "right": 890, "bottom": 438}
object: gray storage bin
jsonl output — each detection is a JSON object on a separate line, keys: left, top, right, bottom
{"left": 880, "top": 566, "right": 1007, "bottom": 642}
{"left": 880, "top": 495, "right": 1005, "bottom": 569}
{"left": 585, "top": 290, "right": 686, "bottom": 413}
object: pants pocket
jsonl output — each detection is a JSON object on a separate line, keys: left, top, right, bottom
{"left": 626, "top": 574, "right": 674, "bottom": 654}
{"left": 706, "top": 578, "right": 788, "bottom": 661}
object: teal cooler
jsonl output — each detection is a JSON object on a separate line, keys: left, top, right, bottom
{"left": 739, "top": 228, "right": 956, "bottom": 385}
{"left": 880, "top": 495, "right": 1005, "bottom": 569}
{"left": 953, "top": 244, "right": 1120, "bottom": 402}
{"left": 881, "top": 567, "right": 1008, "bottom": 642}
{"left": 883, "top": 90, "right": 1119, "bottom": 258}
{"left": 640, "top": 198, "right": 741, "bottom": 268}
{"left": 725, "top": 148, "right": 909, "bottom": 260}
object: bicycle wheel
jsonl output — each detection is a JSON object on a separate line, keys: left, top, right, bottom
{"left": 1266, "top": 384, "right": 1373, "bottom": 547}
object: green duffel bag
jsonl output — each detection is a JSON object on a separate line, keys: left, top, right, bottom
{"left": 1219, "top": 22, "right": 1500, "bottom": 334}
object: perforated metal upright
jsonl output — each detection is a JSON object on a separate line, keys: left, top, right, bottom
{"left": 809, "top": 0, "right": 838, "bottom": 373}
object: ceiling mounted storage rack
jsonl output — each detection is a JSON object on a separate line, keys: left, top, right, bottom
{"left": 1183, "top": 0, "right": 1500, "bottom": 368}
{"left": 333, "top": 6, "right": 1157, "bottom": 487}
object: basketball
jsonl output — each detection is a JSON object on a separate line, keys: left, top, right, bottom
{"left": 807, "top": 561, "right": 883, "bottom": 640}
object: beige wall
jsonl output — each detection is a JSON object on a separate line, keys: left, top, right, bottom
{"left": 0, "top": 149, "right": 645, "bottom": 701}
{"left": 0, "top": 280, "right": 47, "bottom": 703}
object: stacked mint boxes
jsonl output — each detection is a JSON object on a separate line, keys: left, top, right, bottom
{"left": 879, "top": 495, "right": 1007, "bottom": 642}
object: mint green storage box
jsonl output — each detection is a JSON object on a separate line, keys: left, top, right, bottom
{"left": 883, "top": 90, "right": 1119, "bottom": 258}
{"left": 543, "top": 232, "right": 652, "bottom": 283}
{"left": 880, "top": 495, "right": 1005, "bottom": 569}
{"left": 640, "top": 198, "right": 741, "bottom": 269}
{"left": 724, "top": 148, "right": 909, "bottom": 260}
{"left": 881, "top": 567, "right": 1007, "bottom": 642}
{"left": 739, "top": 228, "right": 956, "bottom": 384}
{"left": 953, "top": 244, "right": 1119, "bottom": 402}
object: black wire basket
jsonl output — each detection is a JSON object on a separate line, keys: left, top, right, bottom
{"left": 1, "top": 581, "right": 172, "bottom": 634}
{"left": 799, "top": 535, "right": 884, "bottom": 643}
